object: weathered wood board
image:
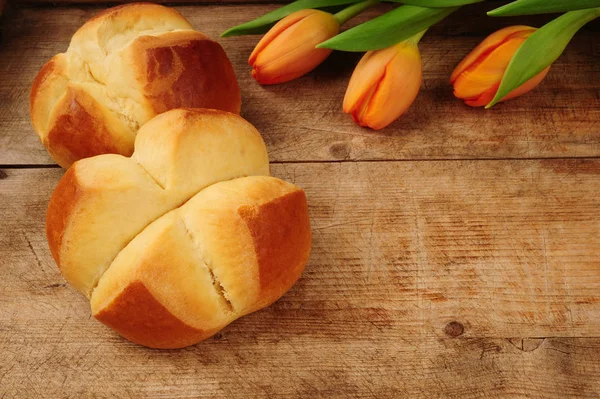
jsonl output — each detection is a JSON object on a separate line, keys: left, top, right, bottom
{"left": 0, "top": 4, "right": 599, "bottom": 165}
{"left": 1, "top": 160, "right": 600, "bottom": 397}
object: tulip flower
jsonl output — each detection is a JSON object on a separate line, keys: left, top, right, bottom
{"left": 249, "top": 9, "right": 338, "bottom": 85}
{"left": 249, "top": 0, "right": 378, "bottom": 85}
{"left": 343, "top": 37, "right": 423, "bottom": 130}
{"left": 451, "top": 25, "right": 550, "bottom": 107}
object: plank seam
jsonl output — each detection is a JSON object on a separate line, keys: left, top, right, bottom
{"left": 2, "top": 155, "right": 600, "bottom": 169}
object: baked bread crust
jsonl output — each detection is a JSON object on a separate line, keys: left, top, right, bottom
{"left": 31, "top": 3, "right": 241, "bottom": 168}
{"left": 47, "top": 108, "right": 270, "bottom": 297}
{"left": 47, "top": 109, "right": 311, "bottom": 348}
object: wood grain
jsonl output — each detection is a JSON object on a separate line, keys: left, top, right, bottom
{"left": 1, "top": 160, "right": 599, "bottom": 397}
{"left": 1, "top": 4, "right": 599, "bottom": 165}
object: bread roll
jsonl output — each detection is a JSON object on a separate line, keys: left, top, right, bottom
{"left": 47, "top": 108, "right": 311, "bottom": 348}
{"left": 31, "top": 3, "right": 241, "bottom": 168}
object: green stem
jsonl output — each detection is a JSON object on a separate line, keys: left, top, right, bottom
{"left": 334, "top": 0, "right": 379, "bottom": 25}
{"left": 406, "top": 29, "right": 427, "bottom": 45}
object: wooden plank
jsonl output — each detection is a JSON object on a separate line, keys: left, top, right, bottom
{"left": 1, "top": 4, "right": 599, "bottom": 165}
{"left": 1, "top": 160, "right": 599, "bottom": 397}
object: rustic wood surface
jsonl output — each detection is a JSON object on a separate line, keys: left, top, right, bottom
{"left": 1, "top": 1, "right": 600, "bottom": 398}
{"left": 2, "top": 162, "right": 600, "bottom": 397}
{"left": 1, "top": 4, "right": 599, "bottom": 165}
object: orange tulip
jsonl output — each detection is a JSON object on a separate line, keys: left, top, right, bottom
{"left": 343, "top": 41, "right": 422, "bottom": 130}
{"left": 451, "top": 25, "right": 550, "bottom": 107}
{"left": 249, "top": 9, "right": 339, "bottom": 85}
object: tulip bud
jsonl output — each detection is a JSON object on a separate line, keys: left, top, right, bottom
{"left": 451, "top": 25, "right": 550, "bottom": 107}
{"left": 343, "top": 40, "right": 422, "bottom": 130}
{"left": 249, "top": 9, "right": 339, "bottom": 85}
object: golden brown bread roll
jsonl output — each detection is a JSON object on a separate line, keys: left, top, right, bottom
{"left": 31, "top": 3, "right": 241, "bottom": 168}
{"left": 47, "top": 108, "right": 311, "bottom": 348}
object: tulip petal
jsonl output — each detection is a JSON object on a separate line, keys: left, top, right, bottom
{"left": 343, "top": 46, "right": 399, "bottom": 115}
{"left": 452, "top": 37, "right": 526, "bottom": 100}
{"left": 250, "top": 10, "right": 339, "bottom": 84}
{"left": 464, "top": 84, "right": 497, "bottom": 107}
{"left": 499, "top": 66, "right": 550, "bottom": 102}
{"left": 351, "top": 83, "right": 379, "bottom": 127}
{"left": 249, "top": 9, "right": 318, "bottom": 66}
{"left": 463, "top": 66, "right": 549, "bottom": 107}
{"left": 252, "top": 47, "right": 333, "bottom": 84}
{"left": 361, "top": 45, "right": 422, "bottom": 129}
{"left": 450, "top": 25, "right": 535, "bottom": 83}
{"left": 344, "top": 43, "right": 422, "bottom": 129}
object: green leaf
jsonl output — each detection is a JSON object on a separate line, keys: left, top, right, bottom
{"left": 488, "top": 8, "right": 600, "bottom": 107}
{"left": 389, "top": 0, "right": 483, "bottom": 6}
{"left": 317, "top": 5, "right": 457, "bottom": 51}
{"left": 489, "top": 0, "right": 600, "bottom": 16}
{"left": 221, "top": 0, "right": 360, "bottom": 37}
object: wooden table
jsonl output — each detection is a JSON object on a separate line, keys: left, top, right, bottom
{"left": 1, "top": 2, "right": 599, "bottom": 397}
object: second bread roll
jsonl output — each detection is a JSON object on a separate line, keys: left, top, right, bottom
{"left": 46, "top": 108, "right": 312, "bottom": 348}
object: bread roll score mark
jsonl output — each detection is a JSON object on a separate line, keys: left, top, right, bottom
{"left": 181, "top": 217, "right": 236, "bottom": 314}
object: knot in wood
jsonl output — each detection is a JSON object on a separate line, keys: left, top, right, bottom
{"left": 444, "top": 321, "right": 464, "bottom": 337}
{"left": 329, "top": 142, "right": 350, "bottom": 160}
